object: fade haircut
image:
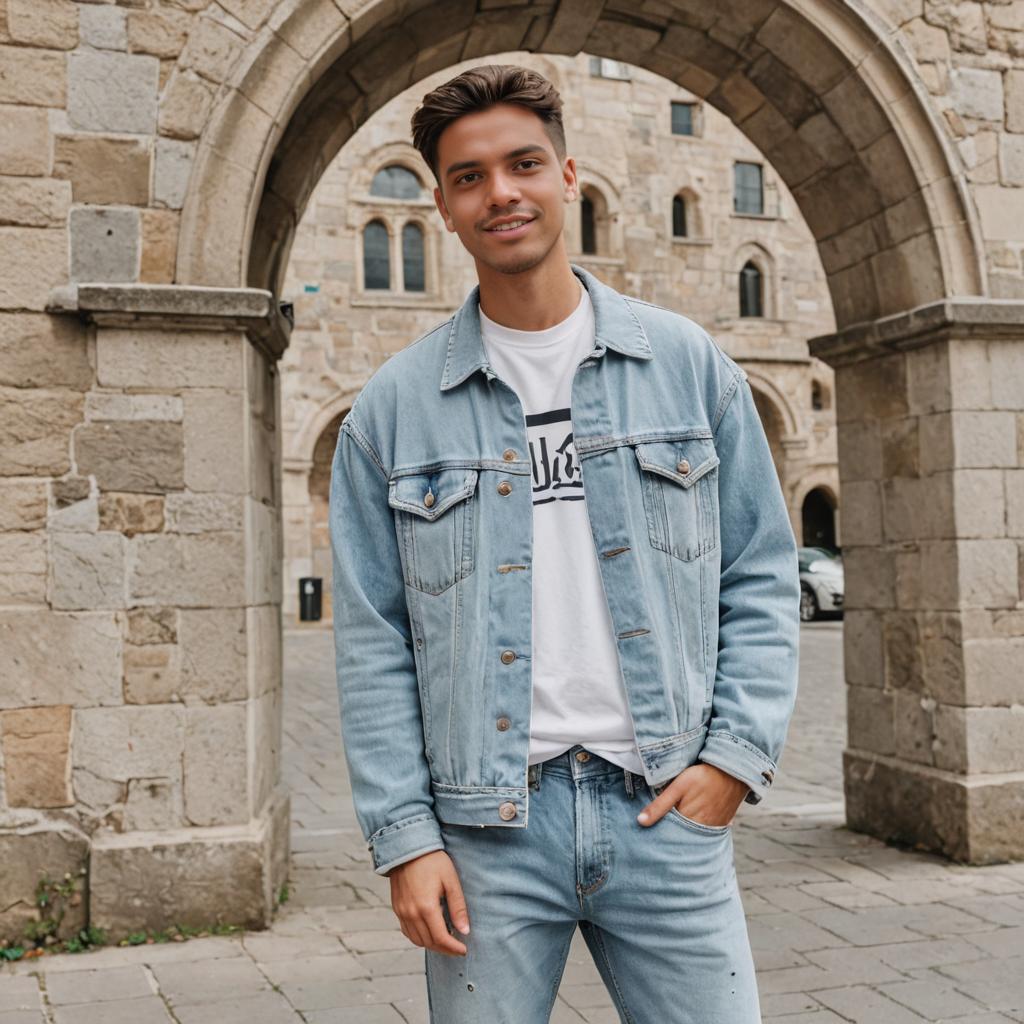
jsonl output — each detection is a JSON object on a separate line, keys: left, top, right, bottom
{"left": 410, "top": 64, "right": 566, "bottom": 186}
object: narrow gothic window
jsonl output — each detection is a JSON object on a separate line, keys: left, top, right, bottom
{"left": 672, "top": 195, "right": 687, "bottom": 237}
{"left": 402, "top": 222, "right": 425, "bottom": 292}
{"left": 363, "top": 220, "right": 390, "bottom": 290}
{"left": 739, "top": 261, "right": 763, "bottom": 317}
{"left": 581, "top": 194, "right": 596, "bottom": 254}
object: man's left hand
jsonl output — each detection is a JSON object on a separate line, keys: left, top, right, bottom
{"left": 636, "top": 763, "right": 749, "bottom": 828}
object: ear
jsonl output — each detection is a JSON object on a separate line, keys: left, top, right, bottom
{"left": 433, "top": 185, "right": 455, "bottom": 232}
{"left": 562, "top": 155, "right": 578, "bottom": 203}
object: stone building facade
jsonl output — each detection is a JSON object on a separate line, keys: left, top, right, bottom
{"left": 1, "top": 0, "right": 1023, "bottom": 943}
{"left": 279, "top": 51, "right": 841, "bottom": 626}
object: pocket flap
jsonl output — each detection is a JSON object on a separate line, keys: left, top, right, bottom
{"left": 388, "top": 467, "right": 479, "bottom": 520}
{"left": 634, "top": 438, "right": 719, "bottom": 488}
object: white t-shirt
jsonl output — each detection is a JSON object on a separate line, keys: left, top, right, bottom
{"left": 479, "top": 280, "right": 645, "bottom": 777}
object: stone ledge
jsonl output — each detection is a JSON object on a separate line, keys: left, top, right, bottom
{"left": 810, "top": 297, "right": 1024, "bottom": 366}
{"left": 45, "top": 283, "right": 293, "bottom": 362}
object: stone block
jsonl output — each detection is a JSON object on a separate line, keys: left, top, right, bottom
{"left": 124, "top": 775, "right": 184, "bottom": 831}
{"left": 79, "top": 4, "right": 127, "bottom": 50}
{"left": 838, "top": 480, "right": 882, "bottom": 546}
{"left": 918, "top": 412, "right": 954, "bottom": 476}
{"left": 179, "top": 15, "right": 245, "bottom": 83}
{"left": 952, "top": 469, "right": 1006, "bottom": 538}
{"left": 127, "top": 606, "right": 178, "bottom": 646}
{"left": 0, "top": 313, "right": 92, "bottom": 390}
{"left": 0, "top": 176, "right": 70, "bottom": 227}
{"left": 963, "top": 637, "right": 1024, "bottom": 705}
{"left": 96, "top": 328, "right": 244, "bottom": 389}
{"left": 843, "top": 609, "right": 884, "bottom": 687}
{"left": 950, "top": 67, "right": 1004, "bottom": 121}
{"left": 251, "top": 685, "right": 282, "bottom": 810}
{"left": 0, "top": 44, "right": 67, "bottom": 106}
{"left": 177, "top": 607, "right": 248, "bottom": 702}
{"left": 184, "top": 702, "right": 248, "bottom": 825}
{"left": 245, "top": 496, "right": 281, "bottom": 605}
{"left": 0, "top": 704, "right": 73, "bottom": 807}
{"left": 183, "top": 391, "right": 246, "bottom": 493}
{"left": 50, "top": 530, "right": 126, "bottom": 610}
{"left": 999, "top": 133, "right": 1024, "bottom": 187}
{"left": 158, "top": 69, "right": 216, "bottom": 140}
{"left": 893, "top": 688, "right": 935, "bottom": 765}
{"left": 847, "top": 685, "right": 895, "bottom": 754}
{"left": 48, "top": 477, "right": 98, "bottom": 532}
{"left": 920, "top": 611, "right": 966, "bottom": 704}
{"left": 123, "top": 642, "right": 181, "bottom": 704}
{"left": 0, "top": 227, "right": 68, "bottom": 311}
{"left": 0, "top": 610, "right": 122, "bottom": 710}
{"left": 842, "top": 544, "right": 896, "bottom": 610}
{"left": 836, "top": 419, "right": 883, "bottom": 481}
{"left": 989, "top": 338, "right": 1024, "bottom": 412}
{"left": 74, "top": 704, "right": 184, "bottom": 782}
{"left": 53, "top": 135, "right": 151, "bottom": 205}
{"left": 950, "top": 411, "right": 1018, "bottom": 468}
{"left": 126, "top": 8, "right": 190, "bottom": 59}
{"left": 883, "top": 610, "right": 925, "bottom": 692}
{"left": 0, "top": 104, "right": 51, "bottom": 175}
{"left": 68, "top": 50, "right": 159, "bottom": 133}
{"left": 0, "top": 531, "right": 47, "bottom": 604}
{"left": 248, "top": 602, "right": 280, "bottom": 699}
{"left": 75, "top": 419, "right": 184, "bottom": 493}
{"left": 932, "top": 703, "right": 967, "bottom": 772}
{"left": 965, "top": 707, "right": 1024, "bottom": 773}
{"left": 974, "top": 184, "right": 1024, "bottom": 242}
{"left": 894, "top": 540, "right": 958, "bottom": 610}
{"left": 835, "top": 353, "right": 909, "bottom": 424}
{"left": 882, "top": 476, "right": 953, "bottom": 541}
{"left": 1008, "top": 469, "right": 1024, "bottom": 538}
{"left": 127, "top": 532, "right": 246, "bottom": 607}
{"left": 0, "top": 829, "right": 88, "bottom": 945}
{"left": 139, "top": 208, "right": 179, "bottom": 283}
{"left": 165, "top": 492, "right": 243, "bottom": 533}
{"left": 89, "top": 823, "right": 270, "bottom": 939}
{"left": 6, "top": 0, "right": 78, "bottom": 49}
{"left": 0, "top": 479, "right": 47, "bottom": 530}
{"left": 154, "top": 137, "right": 195, "bottom": 209}
{"left": 69, "top": 206, "right": 140, "bottom": 283}
{"left": 85, "top": 393, "right": 182, "bottom": 422}
{"left": 0, "top": 384, "right": 82, "bottom": 476}
{"left": 98, "top": 492, "right": 165, "bottom": 536}
{"left": 957, "top": 539, "right": 1018, "bottom": 608}
{"left": 1007, "top": 69, "right": 1024, "bottom": 133}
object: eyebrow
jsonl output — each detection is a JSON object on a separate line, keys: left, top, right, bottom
{"left": 444, "top": 145, "right": 547, "bottom": 179}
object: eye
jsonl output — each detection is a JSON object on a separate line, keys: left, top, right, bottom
{"left": 456, "top": 172, "right": 480, "bottom": 185}
{"left": 517, "top": 159, "right": 540, "bottom": 170}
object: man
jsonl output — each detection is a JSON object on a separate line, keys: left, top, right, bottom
{"left": 330, "top": 63, "right": 800, "bottom": 1023}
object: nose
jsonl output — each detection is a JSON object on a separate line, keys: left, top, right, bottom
{"left": 485, "top": 169, "right": 522, "bottom": 208}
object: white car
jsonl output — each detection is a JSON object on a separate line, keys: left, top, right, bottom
{"left": 798, "top": 546, "right": 843, "bottom": 622}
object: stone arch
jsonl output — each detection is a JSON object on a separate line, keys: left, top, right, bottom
{"left": 569, "top": 166, "right": 622, "bottom": 257}
{"left": 744, "top": 369, "right": 799, "bottom": 439}
{"left": 289, "top": 390, "right": 360, "bottom": 465}
{"left": 175, "top": 0, "right": 985, "bottom": 329}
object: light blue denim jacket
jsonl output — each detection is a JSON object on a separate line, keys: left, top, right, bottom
{"left": 330, "top": 263, "right": 800, "bottom": 876}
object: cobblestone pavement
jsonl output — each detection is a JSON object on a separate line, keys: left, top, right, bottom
{"left": 3, "top": 621, "right": 1023, "bottom": 1023}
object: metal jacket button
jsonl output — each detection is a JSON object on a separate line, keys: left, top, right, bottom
{"left": 497, "top": 480, "right": 512, "bottom": 495}
{"left": 575, "top": 751, "right": 590, "bottom": 762}
{"left": 423, "top": 489, "right": 435, "bottom": 507}
{"left": 500, "top": 649, "right": 516, "bottom": 664}
{"left": 496, "top": 716, "right": 511, "bottom": 731}
{"left": 499, "top": 801, "right": 518, "bottom": 820}
{"left": 502, "top": 448, "right": 517, "bottom": 461}
{"left": 676, "top": 459, "right": 690, "bottom": 475}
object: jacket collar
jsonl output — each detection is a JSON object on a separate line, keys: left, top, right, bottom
{"left": 439, "top": 262, "right": 653, "bottom": 391}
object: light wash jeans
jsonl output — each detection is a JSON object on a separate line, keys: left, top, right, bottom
{"left": 426, "top": 745, "right": 762, "bottom": 1023}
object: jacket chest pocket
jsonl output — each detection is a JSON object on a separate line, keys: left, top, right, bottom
{"left": 387, "top": 467, "right": 479, "bottom": 595}
{"left": 634, "top": 437, "right": 720, "bottom": 562}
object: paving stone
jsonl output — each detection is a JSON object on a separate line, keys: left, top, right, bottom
{"left": 813, "top": 984, "right": 929, "bottom": 1023}
{"left": 51, "top": 996, "right": 172, "bottom": 1024}
{"left": 876, "top": 978, "right": 989, "bottom": 1019}
{"left": 171, "top": 992, "right": 300, "bottom": 1024}
{"left": 40, "top": 964, "right": 152, "bottom": 1005}
{"left": 0, "top": 975, "right": 40, "bottom": 1013}
{"left": 149, "top": 957, "right": 271, "bottom": 1006}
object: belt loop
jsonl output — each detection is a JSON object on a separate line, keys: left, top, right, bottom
{"left": 529, "top": 761, "right": 542, "bottom": 791}
{"left": 624, "top": 769, "right": 635, "bottom": 798}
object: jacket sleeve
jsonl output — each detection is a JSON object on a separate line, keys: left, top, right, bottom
{"left": 329, "top": 415, "right": 445, "bottom": 875}
{"left": 697, "top": 368, "right": 801, "bottom": 804}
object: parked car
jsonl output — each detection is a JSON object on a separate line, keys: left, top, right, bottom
{"left": 798, "top": 546, "right": 843, "bottom": 622}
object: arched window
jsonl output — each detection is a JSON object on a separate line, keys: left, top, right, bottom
{"left": 811, "top": 379, "right": 824, "bottom": 410}
{"left": 739, "top": 260, "right": 763, "bottom": 317}
{"left": 581, "top": 194, "right": 596, "bottom": 255}
{"left": 672, "top": 195, "right": 687, "bottom": 238}
{"left": 402, "top": 221, "right": 425, "bottom": 293}
{"left": 363, "top": 220, "right": 390, "bottom": 290}
{"left": 370, "top": 165, "right": 422, "bottom": 199}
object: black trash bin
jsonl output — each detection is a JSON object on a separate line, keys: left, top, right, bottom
{"left": 299, "top": 576, "right": 322, "bottom": 622}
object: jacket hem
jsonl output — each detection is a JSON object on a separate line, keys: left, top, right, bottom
{"left": 368, "top": 812, "right": 444, "bottom": 876}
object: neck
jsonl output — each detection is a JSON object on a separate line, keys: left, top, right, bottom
{"left": 476, "top": 248, "right": 580, "bottom": 331}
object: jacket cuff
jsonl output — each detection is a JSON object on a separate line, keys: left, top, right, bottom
{"left": 697, "top": 730, "right": 777, "bottom": 805}
{"left": 368, "top": 812, "right": 445, "bottom": 876}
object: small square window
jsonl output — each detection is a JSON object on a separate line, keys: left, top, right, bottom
{"left": 590, "top": 57, "right": 632, "bottom": 80}
{"left": 671, "top": 102, "right": 695, "bottom": 136}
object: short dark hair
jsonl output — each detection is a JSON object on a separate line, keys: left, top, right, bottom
{"left": 410, "top": 64, "right": 566, "bottom": 185}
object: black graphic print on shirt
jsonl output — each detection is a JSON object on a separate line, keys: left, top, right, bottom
{"left": 526, "top": 408, "right": 584, "bottom": 505}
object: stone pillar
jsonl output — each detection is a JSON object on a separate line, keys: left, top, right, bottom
{"left": 0, "top": 284, "right": 292, "bottom": 942}
{"left": 810, "top": 300, "right": 1024, "bottom": 865}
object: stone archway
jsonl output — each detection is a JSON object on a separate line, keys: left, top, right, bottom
{"left": 8, "top": 0, "right": 1023, "bottom": 943}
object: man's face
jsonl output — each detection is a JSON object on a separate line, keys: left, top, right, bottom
{"left": 432, "top": 102, "right": 577, "bottom": 277}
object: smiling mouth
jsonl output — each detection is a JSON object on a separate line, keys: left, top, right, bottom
{"left": 484, "top": 217, "right": 535, "bottom": 235}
